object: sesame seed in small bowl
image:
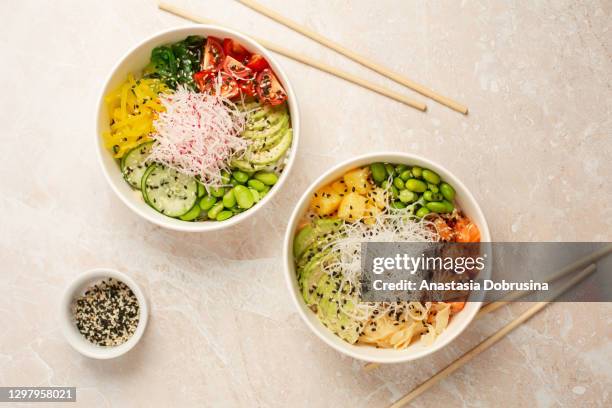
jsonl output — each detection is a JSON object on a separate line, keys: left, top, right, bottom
{"left": 60, "top": 268, "right": 148, "bottom": 359}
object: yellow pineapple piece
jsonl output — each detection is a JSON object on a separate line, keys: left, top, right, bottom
{"left": 337, "top": 192, "right": 367, "bottom": 222}
{"left": 331, "top": 179, "right": 348, "bottom": 195}
{"left": 363, "top": 204, "right": 382, "bottom": 225}
{"left": 366, "top": 187, "right": 388, "bottom": 210}
{"left": 310, "top": 185, "right": 342, "bottom": 216}
{"left": 343, "top": 167, "right": 371, "bottom": 195}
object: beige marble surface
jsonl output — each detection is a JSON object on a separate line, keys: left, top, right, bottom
{"left": 1, "top": 0, "right": 611, "bottom": 406}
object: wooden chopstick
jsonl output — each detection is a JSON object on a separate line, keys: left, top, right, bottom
{"left": 388, "top": 264, "right": 597, "bottom": 407}
{"left": 236, "top": 0, "right": 467, "bottom": 114}
{"left": 157, "top": 2, "right": 427, "bottom": 111}
{"left": 364, "top": 243, "right": 612, "bottom": 372}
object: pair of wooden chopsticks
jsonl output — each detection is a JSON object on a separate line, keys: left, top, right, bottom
{"left": 158, "top": 2, "right": 467, "bottom": 113}
{"left": 388, "top": 263, "right": 598, "bottom": 407}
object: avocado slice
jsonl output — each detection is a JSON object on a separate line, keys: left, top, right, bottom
{"left": 230, "top": 159, "right": 270, "bottom": 173}
{"left": 246, "top": 107, "right": 288, "bottom": 131}
{"left": 312, "top": 273, "right": 360, "bottom": 344}
{"left": 293, "top": 218, "right": 342, "bottom": 259}
{"left": 242, "top": 114, "right": 289, "bottom": 140}
{"left": 247, "top": 129, "right": 292, "bottom": 165}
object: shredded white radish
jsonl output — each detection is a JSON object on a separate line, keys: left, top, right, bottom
{"left": 149, "top": 85, "right": 248, "bottom": 187}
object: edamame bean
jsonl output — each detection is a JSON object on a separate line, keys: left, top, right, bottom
{"left": 384, "top": 164, "right": 395, "bottom": 177}
{"left": 400, "top": 170, "right": 412, "bottom": 181}
{"left": 426, "top": 200, "right": 454, "bottom": 213}
{"left": 370, "top": 163, "right": 387, "bottom": 184}
{"left": 233, "top": 171, "right": 249, "bottom": 184}
{"left": 216, "top": 210, "right": 233, "bottom": 221}
{"left": 406, "top": 178, "right": 427, "bottom": 192}
{"left": 221, "top": 170, "right": 231, "bottom": 184}
{"left": 412, "top": 166, "right": 423, "bottom": 178}
{"left": 231, "top": 206, "right": 245, "bottom": 214}
{"left": 199, "top": 196, "right": 217, "bottom": 211}
{"left": 393, "top": 177, "right": 405, "bottom": 190}
{"left": 230, "top": 177, "right": 241, "bottom": 185}
{"left": 234, "top": 185, "right": 254, "bottom": 209}
{"left": 222, "top": 189, "right": 236, "bottom": 208}
{"left": 247, "top": 179, "right": 266, "bottom": 192}
{"left": 391, "top": 185, "right": 400, "bottom": 199}
{"left": 381, "top": 180, "right": 390, "bottom": 189}
{"left": 423, "top": 191, "right": 443, "bottom": 202}
{"left": 249, "top": 188, "right": 260, "bottom": 203}
{"left": 179, "top": 204, "right": 201, "bottom": 221}
{"left": 197, "top": 183, "right": 206, "bottom": 198}
{"left": 427, "top": 183, "right": 439, "bottom": 193}
{"left": 395, "top": 164, "right": 408, "bottom": 174}
{"left": 210, "top": 187, "right": 225, "bottom": 197}
{"left": 207, "top": 202, "right": 224, "bottom": 219}
{"left": 391, "top": 201, "right": 406, "bottom": 209}
{"left": 416, "top": 207, "right": 431, "bottom": 218}
{"left": 254, "top": 172, "right": 278, "bottom": 186}
{"left": 422, "top": 169, "right": 441, "bottom": 185}
{"left": 260, "top": 185, "right": 271, "bottom": 197}
{"left": 399, "top": 189, "right": 417, "bottom": 203}
{"left": 440, "top": 182, "right": 456, "bottom": 201}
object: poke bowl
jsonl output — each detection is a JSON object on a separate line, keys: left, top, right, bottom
{"left": 96, "top": 25, "right": 299, "bottom": 231}
{"left": 283, "top": 152, "right": 490, "bottom": 363}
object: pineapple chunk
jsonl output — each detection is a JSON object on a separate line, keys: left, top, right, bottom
{"left": 363, "top": 204, "right": 382, "bottom": 225}
{"left": 331, "top": 179, "right": 348, "bottom": 196}
{"left": 337, "top": 192, "right": 367, "bottom": 222}
{"left": 366, "top": 187, "right": 388, "bottom": 210}
{"left": 310, "top": 185, "right": 342, "bottom": 216}
{"left": 343, "top": 167, "right": 371, "bottom": 195}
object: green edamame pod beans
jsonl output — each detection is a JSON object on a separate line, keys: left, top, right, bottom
{"left": 197, "top": 183, "right": 206, "bottom": 198}
{"left": 216, "top": 210, "right": 233, "bottom": 221}
{"left": 370, "top": 163, "right": 387, "bottom": 184}
{"left": 391, "top": 201, "right": 406, "bottom": 209}
{"left": 427, "top": 183, "right": 439, "bottom": 193}
{"left": 384, "top": 164, "right": 395, "bottom": 177}
{"left": 233, "top": 171, "right": 249, "bottom": 184}
{"left": 391, "top": 185, "right": 400, "bottom": 199}
{"left": 406, "top": 178, "right": 427, "bottom": 192}
{"left": 222, "top": 189, "right": 236, "bottom": 208}
{"left": 260, "top": 185, "right": 271, "bottom": 197}
{"left": 199, "top": 196, "right": 217, "bottom": 211}
{"left": 440, "top": 182, "right": 456, "bottom": 201}
{"left": 210, "top": 187, "right": 225, "bottom": 198}
{"left": 220, "top": 170, "right": 231, "bottom": 184}
{"left": 247, "top": 179, "right": 266, "bottom": 192}
{"left": 230, "top": 177, "right": 241, "bottom": 185}
{"left": 249, "top": 188, "right": 261, "bottom": 203}
{"left": 395, "top": 164, "right": 408, "bottom": 174}
{"left": 422, "top": 169, "right": 441, "bottom": 185}
{"left": 254, "top": 172, "right": 278, "bottom": 186}
{"left": 399, "top": 189, "right": 417, "bottom": 203}
{"left": 412, "top": 166, "right": 423, "bottom": 178}
{"left": 423, "top": 191, "right": 443, "bottom": 202}
{"left": 393, "top": 177, "right": 405, "bottom": 190}
{"left": 207, "top": 202, "right": 224, "bottom": 219}
{"left": 179, "top": 204, "right": 201, "bottom": 221}
{"left": 416, "top": 207, "right": 431, "bottom": 218}
{"left": 234, "top": 185, "right": 254, "bottom": 209}
{"left": 426, "top": 200, "right": 454, "bottom": 213}
{"left": 381, "top": 180, "right": 390, "bottom": 189}
{"left": 400, "top": 170, "right": 412, "bottom": 181}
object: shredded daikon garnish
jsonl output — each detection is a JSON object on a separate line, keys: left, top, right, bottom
{"left": 149, "top": 85, "right": 248, "bottom": 187}
{"left": 320, "top": 208, "right": 440, "bottom": 322}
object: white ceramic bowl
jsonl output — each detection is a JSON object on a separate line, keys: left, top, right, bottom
{"left": 283, "top": 152, "right": 491, "bottom": 363}
{"left": 96, "top": 25, "right": 300, "bottom": 232}
{"left": 60, "top": 268, "right": 148, "bottom": 359}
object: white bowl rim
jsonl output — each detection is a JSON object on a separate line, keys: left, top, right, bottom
{"left": 283, "top": 152, "right": 491, "bottom": 363}
{"left": 95, "top": 24, "right": 300, "bottom": 232}
{"left": 60, "top": 268, "right": 149, "bottom": 359}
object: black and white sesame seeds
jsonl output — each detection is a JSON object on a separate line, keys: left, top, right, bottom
{"left": 71, "top": 278, "right": 140, "bottom": 347}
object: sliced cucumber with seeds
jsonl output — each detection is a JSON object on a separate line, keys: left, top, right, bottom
{"left": 141, "top": 164, "right": 198, "bottom": 217}
{"left": 121, "top": 141, "right": 154, "bottom": 189}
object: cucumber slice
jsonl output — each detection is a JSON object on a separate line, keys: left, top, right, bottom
{"left": 121, "top": 141, "right": 154, "bottom": 189}
{"left": 142, "top": 164, "right": 198, "bottom": 217}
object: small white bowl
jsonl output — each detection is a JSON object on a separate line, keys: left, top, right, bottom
{"left": 283, "top": 152, "right": 491, "bottom": 363}
{"left": 60, "top": 268, "right": 148, "bottom": 359}
{"left": 95, "top": 25, "right": 300, "bottom": 232}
